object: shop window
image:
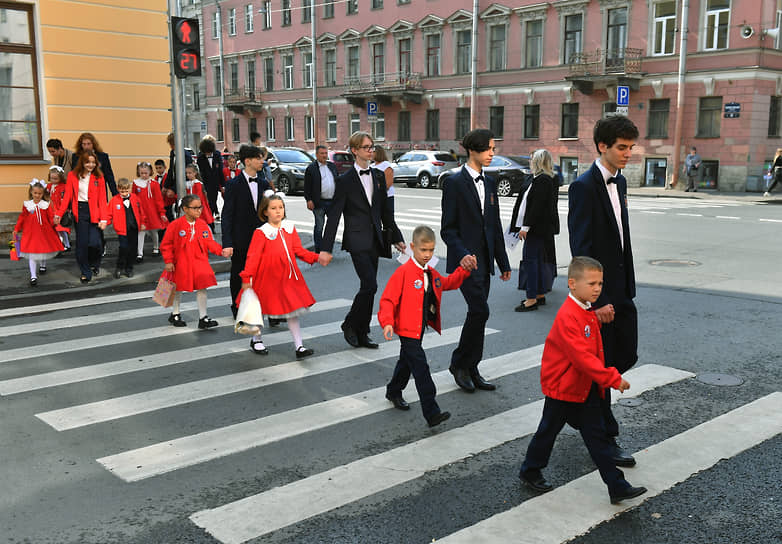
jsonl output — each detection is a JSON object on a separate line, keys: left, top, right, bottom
{"left": 644, "top": 158, "right": 667, "bottom": 187}
{"left": 700, "top": 160, "right": 719, "bottom": 189}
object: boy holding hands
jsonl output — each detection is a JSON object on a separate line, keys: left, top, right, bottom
{"left": 378, "top": 226, "right": 473, "bottom": 427}
{"left": 519, "top": 256, "right": 647, "bottom": 504}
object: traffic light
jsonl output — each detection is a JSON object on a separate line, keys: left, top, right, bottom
{"left": 171, "top": 16, "right": 202, "bottom": 78}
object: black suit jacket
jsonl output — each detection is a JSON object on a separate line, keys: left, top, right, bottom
{"left": 220, "top": 173, "right": 270, "bottom": 252}
{"left": 321, "top": 167, "right": 402, "bottom": 254}
{"left": 96, "top": 151, "right": 117, "bottom": 196}
{"left": 304, "top": 160, "right": 339, "bottom": 207}
{"left": 509, "top": 173, "right": 557, "bottom": 238}
{"left": 440, "top": 166, "right": 510, "bottom": 275}
{"left": 196, "top": 151, "right": 225, "bottom": 193}
{"left": 568, "top": 162, "right": 635, "bottom": 308}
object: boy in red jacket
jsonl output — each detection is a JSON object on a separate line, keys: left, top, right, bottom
{"left": 100, "top": 178, "right": 147, "bottom": 278}
{"left": 519, "top": 256, "right": 647, "bottom": 504}
{"left": 378, "top": 225, "right": 473, "bottom": 427}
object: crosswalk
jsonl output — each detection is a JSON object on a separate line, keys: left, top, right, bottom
{"left": 2, "top": 280, "right": 779, "bottom": 544}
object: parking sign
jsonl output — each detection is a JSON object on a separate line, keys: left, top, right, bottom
{"left": 367, "top": 101, "right": 378, "bottom": 116}
{"left": 617, "top": 86, "right": 630, "bottom": 107}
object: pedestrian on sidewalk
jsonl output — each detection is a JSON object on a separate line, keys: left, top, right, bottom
{"left": 100, "top": 178, "right": 147, "bottom": 279}
{"left": 13, "top": 180, "right": 64, "bottom": 286}
{"left": 133, "top": 162, "right": 168, "bottom": 260}
{"left": 239, "top": 194, "right": 323, "bottom": 358}
{"left": 684, "top": 146, "right": 701, "bottom": 192}
{"left": 519, "top": 256, "right": 647, "bottom": 504}
{"left": 378, "top": 225, "right": 472, "bottom": 427}
{"left": 765, "top": 148, "right": 782, "bottom": 197}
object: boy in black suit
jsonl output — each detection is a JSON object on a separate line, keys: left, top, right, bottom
{"left": 319, "top": 131, "right": 405, "bottom": 349}
{"left": 567, "top": 115, "right": 640, "bottom": 467}
{"left": 440, "top": 129, "right": 511, "bottom": 393}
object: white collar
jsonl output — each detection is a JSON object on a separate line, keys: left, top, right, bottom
{"left": 411, "top": 257, "right": 429, "bottom": 271}
{"left": 354, "top": 163, "right": 371, "bottom": 176}
{"left": 259, "top": 219, "right": 295, "bottom": 239}
{"left": 568, "top": 293, "right": 592, "bottom": 311}
{"left": 464, "top": 163, "right": 483, "bottom": 181}
{"left": 243, "top": 170, "right": 259, "bottom": 182}
{"left": 134, "top": 178, "right": 149, "bottom": 188}
{"left": 24, "top": 199, "right": 49, "bottom": 212}
{"left": 595, "top": 158, "right": 619, "bottom": 184}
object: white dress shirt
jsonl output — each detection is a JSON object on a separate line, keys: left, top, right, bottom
{"left": 464, "top": 163, "right": 485, "bottom": 213}
{"left": 319, "top": 162, "right": 335, "bottom": 200}
{"left": 568, "top": 292, "right": 592, "bottom": 310}
{"left": 411, "top": 255, "right": 430, "bottom": 290}
{"left": 595, "top": 158, "right": 624, "bottom": 249}
{"left": 244, "top": 170, "right": 259, "bottom": 209}
{"left": 78, "top": 175, "right": 90, "bottom": 202}
{"left": 355, "top": 163, "right": 373, "bottom": 204}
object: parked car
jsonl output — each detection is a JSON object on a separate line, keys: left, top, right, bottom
{"left": 391, "top": 150, "right": 459, "bottom": 188}
{"left": 266, "top": 147, "right": 315, "bottom": 194}
{"left": 437, "top": 155, "right": 531, "bottom": 197}
{"left": 309, "top": 149, "right": 354, "bottom": 175}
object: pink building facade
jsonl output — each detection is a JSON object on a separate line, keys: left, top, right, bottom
{"left": 201, "top": 0, "right": 782, "bottom": 191}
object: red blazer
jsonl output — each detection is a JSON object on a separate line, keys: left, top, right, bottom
{"left": 104, "top": 194, "right": 148, "bottom": 236}
{"left": 378, "top": 259, "right": 469, "bottom": 339}
{"left": 540, "top": 296, "right": 622, "bottom": 403}
{"left": 57, "top": 170, "right": 107, "bottom": 223}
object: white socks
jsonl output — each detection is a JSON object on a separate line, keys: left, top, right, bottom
{"left": 28, "top": 259, "right": 37, "bottom": 279}
{"left": 172, "top": 292, "right": 181, "bottom": 314}
{"left": 196, "top": 289, "right": 208, "bottom": 319}
{"left": 288, "top": 317, "right": 303, "bottom": 348}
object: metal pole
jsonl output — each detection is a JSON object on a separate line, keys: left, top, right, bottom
{"left": 469, "top": 0, "right": 479, "bottom": 130}
{"left": 670, "top": 0, "right": 689, "bottom": 189}
{"left": 216, "top": 1, "right": 227, "bottom": 149}
{"left": 311, "top": 5, "right": 318, "bottom": 144}
{"left": 168, "top": 0, "right": 187, "bottom": 206}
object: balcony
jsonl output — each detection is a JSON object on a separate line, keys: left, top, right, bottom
{"left": 224, "top": 87, "right": 263, "bottom": 113}
{"left": 565, "top": 48, "right": 645, "bottom": 95}
{"left": 341, "top": 71, "right": 424, "bottom": 108}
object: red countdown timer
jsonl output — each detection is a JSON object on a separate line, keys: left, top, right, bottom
{"left": 171, "top": 17, "right": 202, "bottom": 78}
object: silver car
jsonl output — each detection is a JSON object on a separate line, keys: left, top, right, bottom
{"left": 391, "top": 150, "right": 459, "bottom": 188}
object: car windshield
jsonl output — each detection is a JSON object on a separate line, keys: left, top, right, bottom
{"left": 275, "top": 149, "right": 312, "bottom": 163}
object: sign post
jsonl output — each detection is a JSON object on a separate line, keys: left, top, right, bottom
{"left": 616, "top": 85, "right": 630, "bottom": 116}
{"left": 367, "top": 101, "right": 378, "bottom": 124}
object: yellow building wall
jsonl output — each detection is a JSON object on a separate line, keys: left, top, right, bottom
{"left": 0, "top": 0, "right": 172, "bottom": 212}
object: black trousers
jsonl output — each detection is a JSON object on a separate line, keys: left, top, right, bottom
{"left": 599, "top": 298, "right": 638, "bottom": 437}
{"left": 229, "top": 247, "right": 249, "bottom": 318}
{"left": 450, "top": 268, "right": 490, "bottom": 371}
{"left": 387, "top": 334, "right": 440, "bottom": 421}
{"left": 521, "top": 386, "right": 630, "bottom": 495}
{"left": 117, "top": 230, "right": 138, "bottom": 272}
{"left": 205, "top": 182, "right": 220, "bottom": 218}
{"left": 346, "top": 248, "right": 379, "bottom": 336}
{"left": 75, "top": 202, "right": 102, "bottom": 278}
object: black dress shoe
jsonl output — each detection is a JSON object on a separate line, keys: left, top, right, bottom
{"left": 38, "top": 265, "right": 47, "bottom": 274}
{"left": 357, "top": 335, "right": 379, "bottom": 349}
{"left": 250, "top": 338, "right": 269, "bottom": 355}
{"left": 449, "top": 366, "right": 475, "bottom": 393}
{"left": 427, "top": 411, "right": 451, "bottom": 427}
{"left": 470, "top": 370, "right": 496, "bottom": 391}
{"left": 610, "top": 485, "right": 647, "bottom": 504}
{"left": 385, "top": 392, "right": 410, "bottom": 411}
{"left": 341, "top": 322, "right": 360, "bottom": 347}
{"left": 610, "top": 440, "right": 636, "bottom": 467}
{"left": 536, "top": 296, "right": 546, "bottom": 306}
{"left": 520, "top": 470, "right": 553, "bottom": 493}
{"left": 198, "top": 316, "right": 218, "bottom": 329}
{"left": 29, "top": 277, "right": 38, "bottom": 287}
{"left": 295, "top": 346, "right": 314, "bottom": 359}
{"left": 169, "top": 313, "right": 186, "bottom": 327}
{"left": 126, "top": 269, "right": 134, "bottom": 278}
{"left": 514, "top": 301, "right": 538, "bottom": 312}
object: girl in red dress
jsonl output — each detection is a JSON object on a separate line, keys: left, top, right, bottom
{"left": 185, "top": 164, "right": 214, "bottom": 230}
{"left": 240, "top": 194, "right": 321, "bottom": 358}
{"left": 133, "top": 161, "right": 168, "bottom": 261}
{"left": 160, "top": 194, "right": 223, "bottom": 329}
{"left": 13, "top": 180, "right": 64, "bottom": 286}
{"left": 46, "top": 165, "right": 71, "bottom": 251}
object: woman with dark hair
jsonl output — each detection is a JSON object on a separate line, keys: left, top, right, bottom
{"left": 196, "top": 135, "right": 224, "bottom": 218}
{"left": 73, "top": 132, "right": 117, "bottom": 196}
{"left": 54, "top": 151, "right": 107, "bottom": 283}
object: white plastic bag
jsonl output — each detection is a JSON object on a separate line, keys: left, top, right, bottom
{"left": 235, "top": 288, "right": 263, "bottom": 335}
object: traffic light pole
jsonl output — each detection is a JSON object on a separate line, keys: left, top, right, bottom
{"left": 168, "top": 0, "right": 187, "bottom": 208}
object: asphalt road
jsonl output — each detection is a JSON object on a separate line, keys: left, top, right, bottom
{"left": 1, "top": 188, "right": 780, "bottom": 544}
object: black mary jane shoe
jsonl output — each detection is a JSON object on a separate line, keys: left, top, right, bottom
{"left": 136, "top": 256, "right": 144, "bottom": 264}
{"left": 168, "top": 313, "right": 187, "bottom": 327}
{"left": 250, "top": 339, "right": 269, "bottom": 355}
{"left": 198, "top": 316, "right": 219, "bottom": 330}
{"left": 295, "top": 346, "right": 314, "bottom": 359}
{"left": 29, "top": 277, "right": 38, "bottom": 287}
{"left": 514, "top": 301, "right": 539, "bottom": 312}
{"left": 38, "top": 265, "right": 47, "bottom": 275}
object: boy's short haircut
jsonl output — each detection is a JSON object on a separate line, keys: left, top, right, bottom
{"left": 593, "top": 116, "right": 639, "bottom": 153}
{"left": 461, "top": 128, "right": 495, "bottom": 153}
{"left": 154, "top": 159, "right": 166, "bottom": 167}
{"left": 412, "top": 225, "right": 436, "bottom": 244}
{"left": 238, "top": 143, "right": 262, "bottom": 164}
{"left": 116, "top": 177, "right": 132, "bottom": 190}
{"left": 568, "top": 256, "right": 603, "bottom": 279}
{"left": 181, "top": 194, "right": 200, "bottom": 208}
{"left": 249, "top": 131, "right": 261, "bottom": 143}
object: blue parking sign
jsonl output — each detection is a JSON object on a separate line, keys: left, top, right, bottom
{"left": 617, "top": 86, "right": 630, "bottom": 106}
{"left": 367, "top": 101, "right": 378, "bottom": 116}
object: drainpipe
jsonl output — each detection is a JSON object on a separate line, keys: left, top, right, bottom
{"left": 469, "top": 0, "right": 479, "bottom": 131}
{"left": 670, "top": 0, "right": 689, "bottom": 189}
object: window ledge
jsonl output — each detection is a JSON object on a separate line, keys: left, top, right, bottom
{"left": 521, "top": 137, "right": 540, "bottom": 141}
{"left": 559, "top": 137, "right": 579, "bottom": 141}
{"left": 0, "top": 159, "right": 49, "bottom": 165}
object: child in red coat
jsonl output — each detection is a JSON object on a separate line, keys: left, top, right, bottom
{"left": 13, "top": 179, "right": 64, "bottom": 286}
{"left": 100, "top": 178, "right": 147, "bottom": 278}
{"left": 154, "top": 159, "right": 176, "bottom": 223}
{"left": 240, "top": 194, "right": 322, "bottom": 357}
{"left": 378, "top": 226, "right": 472, "bottom": 427}
{"left": 185, "top": 163, "right": 214, "bottom": 229}
{"left": 46, "top": 166, "right": 71, "bottom": 251}
{"left": 160, "top": 194, "right": 223, "bottom": 329}
{"left": 519, "top": 256, "right": 647, "bottom": 504}
{"left": 133, "top": 161, "right": 168, "bottom": 260}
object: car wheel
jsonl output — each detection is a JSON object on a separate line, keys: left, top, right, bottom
{"left": 497, "top": 177, "right": 512, "bottom": 197}
{"left": 277, "top": 175, "right": 291, "bottom": 195}
{"left": 418, "top": 172, "right": 432, "bottom": 189}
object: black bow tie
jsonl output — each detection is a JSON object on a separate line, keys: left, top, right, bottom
{"left": 359, "top": 169, "right": 371, "bottom": 176}
{"left": 248, "top": 177, "right": 257, "bottom": 184}
{"left": 474, "top": 175, "right": 484, "bottom": 183}
{"left": 606, "top": 177, "right": 616, "bottom": 185}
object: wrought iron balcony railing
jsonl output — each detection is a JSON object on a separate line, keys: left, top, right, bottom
{"left": 343, "top": 71, "right": 423, "bottom": 94}
{"left": 568, "top": 48, "right": 643, "bottom": 76}
{"left": 224, "top": 87, "right": 263, "bottom": 106}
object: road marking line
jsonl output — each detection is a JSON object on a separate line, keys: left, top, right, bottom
{"left": 99, "top": 342, "right": 539, "bottom": 482}
{"left": 437, "top": 392, "right": 782, "bottom": 544}
{"left": 676, "top": 213, "right": 703, "bottom": 217}
{"left": 759, "top": 218, "right": 782, "bottom": 223}
{"left": 189, "top": 364, "right": 693, "bottom": 544}
{"left": 716, "top": 215, "right": 740, "bottom": 220}
{"left": 640, "top": 211, "right": 666, "bottom": 215}
{"left": 0, "top": 300, "right": 352, "bottom": 395}
{"left": 36, "top": 325, "right": 488, "bottom": 431}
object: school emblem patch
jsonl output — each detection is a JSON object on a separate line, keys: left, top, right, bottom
{"left": 434, "top": 277, "right": 441, "bottom": 288}
{"left": 414, "top": 279, "right": 423, "bottom": 289}
{"left": 584, "top": 325, "right": 591, "bottom": 338}
{"left": 202, "top": 230, "right": 210, "bottom": 238}
{"left": 178, "top": 230, "right": 186, "bottom": 237}
{"left": 115, "top": 204, "right": 121, "bottom": 209}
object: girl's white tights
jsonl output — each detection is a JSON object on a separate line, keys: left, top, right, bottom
{"left": 138, "top": 230, "right": 160, "bottom": 257}
{"left": 28, "top": 259, "right": 38, "bottom": 279}
{"left": 172, "top": 290, "right": 208, "bottom": 318}
{"left": 287, "top": 317, "right": 303, "bottom": 348}
{"left": 59, "top": 232, "right": 70, "bottom": 248}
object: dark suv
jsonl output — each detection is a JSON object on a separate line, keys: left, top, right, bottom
{"left": 267, "top": 147, "right": 315, "bottom": 194}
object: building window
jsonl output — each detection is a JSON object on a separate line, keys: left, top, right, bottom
{"left": 489, "top": 106, "right": 504, "bottom": 139}
{"left": 398, "top": 0, "right": 410, "bottom": 4}
{"left": 350, "top": 113, "right": 361, "bottom": 134}
{"left": 229, "top": 62, "right": 239, "bottom": 93}
{"left": 455, "top": 107, "right": 470, "bottom": 140}
{"left": 193, "top": 85, "right": 200, "bottom": 111}
{"left": 769, "top": 96, "right": 781, "bottom": 137}
{"left": 371, "top": 112, "right": 385, "bottom": 140}
{"left": 561, "top": 103, "right": 579, "bottom": 138}
{"left": 247, "top": 59, "right": 256, "bottom": 92}
{"left": 328, "top": 115, "right": 337, "bottom": 139}
{"left": 347, "top": 45, "right": 360, "bottom": 82}
{"left": 232, "top": 118, "right": 241, "bottom": 142}
{"left": 347, "top": 0, "right": 358, "bottom": 15}
{"left": 704, "top": 0, "right": 729, "bottom": 50}
{"left": 324, "top": 0, "right": 334, "bottom": 18}
{"left": 398, "top": 111, "right": 411, "bottom": 141}
{"left": 697, "top": 96, "right": 722, "bottom": 137}
{"left": 561, "top": 157, "right": 578, "bottom": 184}
{"left": 523, "top": 105, "right": 539, "bottom": 139}
{"left": 324, "top": 49, "right": 336, "bottom": 86}
{"left": 262, "top": 0, "right": 272, "bottom": 28}
{"left": 425, "top": 34, "right": 441, "bottom": 76}
{"left": 266, "top": 116, "right": 276, "bottom": 141}
{"left": 564, "top": 14, "right": 582, "bottom": 64}
{"left": 372, "top": 0, "right": 383, "bottom": 8}
{"left": 264, "top": 57, "right": 274, "bottom": 90}
{"left": 653, "top": 1, "right": 676, "bottom": 55}
{"left": 245, "top": 4, "right": 254, "bottom": 32}
{"left": 305, "top": 115, "right": 314, "bottom": 140}
{"left": 214, "top": 64, "right": 222, "bottom": 94}
{"left": 303, "top": 52, "right": 313, "bottom": 88}
{"left": 0, "top": 4, "right": 41, "bottom": 158}
{"left": 372, "top": 43, "right": 385, "bottom": 83}
{"left": 282, "top": 0, "right": 291, "bottom": 26}
{"left": 489, "top": 25, "right": 506, "bottom": 71}
{"left": 212, "top": 11, "right": 219, "bottom": 38}
{"left": 228, "top": 8, "right": 236, "bottom": 35}
{"left": 249, "top": 117, "right": 257, "bottom": 137}
{"left": 525, "top": 20, "right": 543, "bottom": 68}
{"left": 398, "top": 38, "right": 411, "bottom": 75}
{"left": 283, "top": 54, "right": 294, "bottom": 89}
{"left": 644, "top": 158, "right": 667, "bottom": 187}
{"left": 302, "top": 0, "right": 312, "bottom": 22}
{"left": 285, "top": 116, "right": 295, "bottom": 140}
{"left": 648, "top": 98, "right": 670, "bottom": 138}
{"left": 456, "top": 30, "right": 471, "bottom": 74}
{"left": 606, "top": 8, "right": 627, "bottom": 69}
{"left": 216, "top": 119, "right": 224, "bottom": 141}
{"left": 426, "top": 109, "right": 439, "bottom": 140}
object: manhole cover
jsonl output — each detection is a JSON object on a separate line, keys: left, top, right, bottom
{"left": 617, "top": 398, "right": 644, "bottom": 407}
{"left": 696, "top": 373, "right": 744, "bottom": 386}
{"left": 649, "top": 259, "right": 701, "bottom": 267}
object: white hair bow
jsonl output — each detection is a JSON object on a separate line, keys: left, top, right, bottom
{"left": 30, "top": 178, "right": 45, "bottom": 186}
{"left": 49, "top": 165, "right": 65, "bottom": 175}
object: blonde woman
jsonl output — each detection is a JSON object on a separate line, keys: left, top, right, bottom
{"left": 765, "top": 148, "right": 782, "bottom": 197}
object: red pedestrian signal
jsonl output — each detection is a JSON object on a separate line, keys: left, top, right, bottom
{"left": 171, "top": 16, "right": 201, "bottom": 78}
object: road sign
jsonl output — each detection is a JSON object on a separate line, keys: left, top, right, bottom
{"left": 367, "top": 101, "right": 378, "bottom": 116}
{"left": 200, "top": 121, "right": 207, "bottom": 131}
{"left": 724, "top": 102, "right": 741, "bottom": 118}
{"left": 617, "top": 85, "right": 630, "bottom": 106}
{"left": 615, "top": 106, "right": 629, "bottom": 115}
